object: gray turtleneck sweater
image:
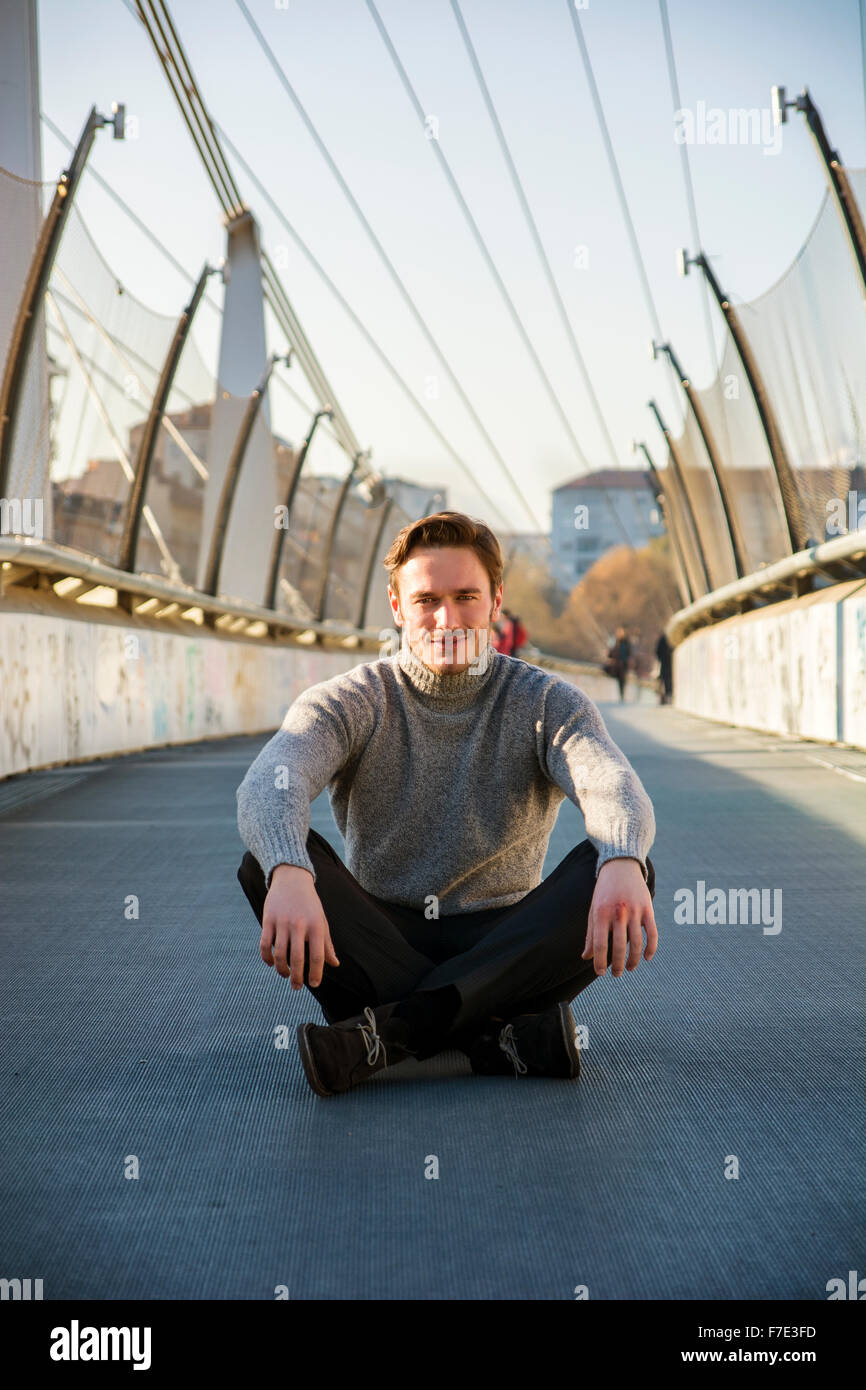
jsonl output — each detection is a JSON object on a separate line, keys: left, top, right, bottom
{"left": 236, "top": 642, "right": 655, "bottom": 915}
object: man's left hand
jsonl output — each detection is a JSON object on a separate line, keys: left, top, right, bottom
{"left": 581, "top": 857, "right": 658, "bottom": 978}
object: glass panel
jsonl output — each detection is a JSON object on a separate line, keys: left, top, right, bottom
{"left": 665, "top": 167, "right": 866, "bottom": 593}
{"left": 0, "top": 165, "right": 58, "bottom": 537}
{"left": 46, "top": 205, "right": 179, "bottom": 569}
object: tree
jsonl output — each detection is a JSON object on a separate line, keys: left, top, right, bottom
{"left": 499, "top": 536, "right": 681, "bottom": 669}
{"left": 560, "top": 537, "right": 681, "bottom": 670}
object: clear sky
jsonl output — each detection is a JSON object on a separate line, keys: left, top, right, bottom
{"left": 30, "top": 0, "right": 866, "bottom": 531}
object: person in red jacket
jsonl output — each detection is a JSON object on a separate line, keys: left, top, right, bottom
{"left": 492, "top": 612, "right": 515, "bottom": 654}
{"left": 493, "top": 609, "right": 528, "bottom": 657}
{"left": 509, "top": 612, "right": 528, "bottom": 657}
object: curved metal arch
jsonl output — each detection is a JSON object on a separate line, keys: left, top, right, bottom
{"left": 0, "top": 104, "right": 122, "bottom": 495}
{"left": 633, "top": 439, "right": 693, "bottom": 607}
{"left": 648, "top": 398, "right": 712, "bottom": 596}
{"left": 653, "top": 340, "right": 748, "bottom": 579}
{"left": 681, "top": 250, "right": 808, "bottom": 556}
{"left": 265, "top": 405, "right": 332, "bottom": 612}
{"left": 356, "top": 494, "right": 395, "bottom": 631}
{"left": 776, "top": 86, "right": 866, "bottom": 300}
{"left": 202, "top": 352, "right": 289, "bottom": 598}
{"left": 119, "top": 264, "right": 212, "bottom": 574}
{"left": 315, "top": 452, "right": 366, "bottom": 620}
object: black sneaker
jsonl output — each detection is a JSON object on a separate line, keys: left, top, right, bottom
{"left": 465, "top": 1003, "right": 581, "bottom": 1079}
{"left": 297, "top": 1004, "right": 416, "bottom": 1097}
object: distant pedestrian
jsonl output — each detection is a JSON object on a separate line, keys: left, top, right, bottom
{"left": 505, "top": 609, "right": 528, "bottom": 657}
{"left": 605, "top": 626, "right": 631, "bottom": 703}
{"left": 492, "top": 613, "right": 515, "bottom": 654}
{"left": 655, "top": 631, "right": 673, "bottom": 705}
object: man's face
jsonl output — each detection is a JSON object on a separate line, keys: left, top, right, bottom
{"left": 388, "top": 545, "right": 503, "bottom": 674}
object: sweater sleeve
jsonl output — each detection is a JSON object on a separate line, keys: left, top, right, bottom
{"left": 538, "top": 676, "right": 656, "bottom": 881}
{"left": 236, "top": 677, "right": 370, "bottom": 891}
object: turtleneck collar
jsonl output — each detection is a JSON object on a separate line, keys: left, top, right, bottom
{"left": 395, "top": 635, "right": 500, "bottom": 708}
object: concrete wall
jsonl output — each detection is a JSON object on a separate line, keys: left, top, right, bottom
{"left": 673, "top": 578, "right": 866, "bottom": 749}
{"left": 6, "top": 577, "right": 864, "bottom": 780}
{"left": 0, "top": 595, "right": 368, "bottom": 778}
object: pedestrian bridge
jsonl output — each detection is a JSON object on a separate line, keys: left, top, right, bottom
{"left": 2, "top": 678, "right": 862, "bottom": 1299}
{"left": 2, "top": 0, "right": 865, "bottom": 1308}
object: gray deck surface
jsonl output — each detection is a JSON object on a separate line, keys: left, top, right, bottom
{"left": 1, "top": 682, "right": 864, "bottom": 1300}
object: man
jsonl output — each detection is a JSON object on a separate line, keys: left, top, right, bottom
{"left": 492, "top": 611, "right": 514, "bottom": 654}
{"left": 656, "top": 630, "right": 673, "bottom": 705}
{"left": 509, "top": 612, "right": 528, "bottom": 657}
{"left": 607, "top": 626, "right": 631, "bottom": 703}
{"left": 236, "top": 511, "right": 657, "bottom": 1098}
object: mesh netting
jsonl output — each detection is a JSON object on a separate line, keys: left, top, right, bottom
{"left": 132, "top": 321, "right": 215, "bottom": 587}
{"left": 5, "top": 170, "right": 418, "bottom": 619}
{"left": 271, "top": 466, "right": 413, "bottom": 629}
{"left": 694, "top": 328, "right": 792, "bottom": 570}
{"left": 276, "top": 467, "right": 349, "bottom": 618}
{"left": 265, "top": 332, "right": 416, "bottom": 626}
{"left": 9, "top": 149, "right": 866, "bottom": 616}
{"left": 324, "top": 485, "right": 411, "bottom": 627}
{"left": 742, "top": 178, "right": 864, "bottom": 546}
{"left": 0, "top": 165, "right": 53, "bottom": 382}
{"left": 667, "top": 167, "right": 866, "bottom": 597}
{"left": 44, "top": 204, "right": 217, "bottom": 579}
{"left": 323, "top": 486, "right": 375, "bottom": 624}
{"left": 656, "top": 459, "right": 709, "bottom": 600}
{"left": 673, "top": 406, "right": 739, "bottom": 591}
{"left": 361, "top": 498, "right": 413, "bottom": 633}
{"left": 661, "top": 505, "right": 693, "bottom": 608}
{"left": 0, "top": 166, "right": 57, "bottom": 529}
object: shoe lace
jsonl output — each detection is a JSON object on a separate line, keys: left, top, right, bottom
{"left": 356, "top": 1006, "right": 384, "bottom": 1067}
{"left": 498, "top": 1022, "right": 528, "bottom": 1077}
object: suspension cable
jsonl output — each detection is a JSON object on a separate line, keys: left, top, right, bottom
{"left": 218, "top": 121, "right": 518, "bottom": 531}
{"left": 566, "top": 1, "right": 720, "bottom": 620}
{"left": 658, "top": 0, "right": 720, "bottom": 385}
{"left": 51, "top": 269, "right": 210, "bottom": 479}
{"left": 364, "top": 0, "right": 591, "bottom": 478}
{"left": 449, "top": 0, "right": 670, "bottom": 627}
{"left": 126, "top": 0, "right": 367, "bottom": 466}
{"left": 234, "top": 0, "right": 543, "bottom": 531}
{"left": 40, "top": 107, "right": 514, "bottom": 531}
{"left": 46, "top": 290, "right": 182, "bottom": 579}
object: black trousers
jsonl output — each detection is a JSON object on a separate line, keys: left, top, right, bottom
{"left": 237, "top": 828, "right": 656, "bottom": 1055}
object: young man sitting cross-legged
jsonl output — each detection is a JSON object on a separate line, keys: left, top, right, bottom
{"left": 236, "top": 511, "right": 658, "bottom": 1097}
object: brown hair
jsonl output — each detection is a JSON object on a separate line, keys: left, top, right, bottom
{"left": 383, "top": 510, "right": 504, "bottom": 603}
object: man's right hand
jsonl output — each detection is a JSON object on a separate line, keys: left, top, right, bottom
{"left": 261, "top": 864, "right": 340, "bottom": 990}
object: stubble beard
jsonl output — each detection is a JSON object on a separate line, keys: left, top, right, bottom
{"left": 402, "top": 604, "right": 497, "bottom": 673}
